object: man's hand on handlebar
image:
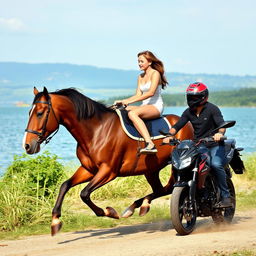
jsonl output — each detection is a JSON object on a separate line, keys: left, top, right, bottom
{"left": 161, "top": 136, "right": 180, "bottom": 146}
{"left": 213, "top": 132, "right": 225, "bottom": 142}
{"left": 163, "top": 136, "right": 175, "bottom": 144}
{"left": 159, "top": 127, "right": 178, "bottom": 145}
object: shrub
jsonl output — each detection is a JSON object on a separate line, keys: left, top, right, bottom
{"left": 3, "top": 151, "right": 66, "bottom": 198}
{"left": 0, "top": 151, "right": 66, "bottom": 231}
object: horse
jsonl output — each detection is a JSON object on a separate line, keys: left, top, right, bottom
{"left": 23, "top": 87, "right": 193, "bottom": 236}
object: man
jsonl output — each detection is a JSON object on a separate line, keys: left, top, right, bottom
{"left": 165, "top": 82, "right": 232, "bottom": 207}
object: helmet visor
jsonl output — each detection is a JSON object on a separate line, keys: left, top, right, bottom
{"left": 187, "top": 95, "right": 204, "bottom": 108}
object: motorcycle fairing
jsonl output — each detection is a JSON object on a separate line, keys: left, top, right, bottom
{"left": 172, "top": 140, "right": 198, "bottom": 170}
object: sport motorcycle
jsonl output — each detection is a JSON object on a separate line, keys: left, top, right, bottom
{"left": 161, "top": 121, "right": 245, "bottom": 235}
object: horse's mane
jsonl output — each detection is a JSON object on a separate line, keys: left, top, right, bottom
{"left": 34, "top": 88, "right": 114, "bottom": 120}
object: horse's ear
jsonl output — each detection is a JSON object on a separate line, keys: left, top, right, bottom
{"left": 43, "top": 87, "right": 50, "bottom": 100}
{"left": 33, "top": 87, "right": 39, "bottom": 95}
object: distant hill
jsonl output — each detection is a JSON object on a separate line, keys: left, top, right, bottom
{"left": 105, "top": 88, "right": 256, "bottom": 107}
{"left": 0, "top": 62, "right": 256, "bottom": 105}
{"left": 162, "top": 88, "right": 256, "bottom": 107}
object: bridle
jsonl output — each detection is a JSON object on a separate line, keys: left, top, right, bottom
{"left": 25, "top": 95, "right": 59, "bottom": 145}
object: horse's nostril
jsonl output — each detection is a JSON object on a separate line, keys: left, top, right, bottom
{"left": 25, "top": 144, "right": 30, "bottom": 151}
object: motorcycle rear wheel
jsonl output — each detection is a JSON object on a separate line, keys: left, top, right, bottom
{"left": 212, "top": 178, "right": 236, "bottom": 224}
{"left": 171, "top": 186, "right": 197, "bottom": 235}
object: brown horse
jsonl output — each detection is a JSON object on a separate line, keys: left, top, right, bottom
{"left": 23, "top": 87, "right": 193, "bottom": 236}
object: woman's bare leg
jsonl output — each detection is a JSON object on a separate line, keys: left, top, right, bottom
{"left": 126, "top": 105, "right": 160, "bottom": 146}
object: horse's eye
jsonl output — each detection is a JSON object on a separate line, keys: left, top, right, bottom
{"left": 37, "top": 112, "right": 44, "bottom": 118}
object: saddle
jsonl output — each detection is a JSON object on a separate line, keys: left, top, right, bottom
{"left": 115, "top": 109, "right": 172, "bottom": 141}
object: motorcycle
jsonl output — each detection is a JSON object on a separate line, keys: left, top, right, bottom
{"left": 161, "top": 121, "right": 245, "bottom": 235}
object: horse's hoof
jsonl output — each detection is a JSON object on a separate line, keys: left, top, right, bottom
{"left": 105, "top": 207, "right": 120, "bottom": 219}
{"left": 122, "top": 207, "right": 135, "bottom": 218}
{"left": 139, "top": 204, "right": 150, "bottom": 216}
{"left": 51, "top": 222, "right": 63, "bottom": 236}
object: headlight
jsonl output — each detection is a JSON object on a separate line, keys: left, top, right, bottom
{"left": 179, "top": 157, "right": 192, "bottom": 169}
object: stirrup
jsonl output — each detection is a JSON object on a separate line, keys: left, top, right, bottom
{"left": 140, "top": 143, "right": 158, "bottom": 154}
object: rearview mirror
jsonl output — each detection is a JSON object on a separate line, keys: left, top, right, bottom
{"left": 210, "top": 121, "right": 236, "bottom": 135}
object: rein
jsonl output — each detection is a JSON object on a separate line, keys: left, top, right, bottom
{"left": 25, "top": 97, "right": 59, "bottom": 145}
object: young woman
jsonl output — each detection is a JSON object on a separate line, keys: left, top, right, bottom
{"left": 115, "top": 50, "right": 168, "bottom": 154}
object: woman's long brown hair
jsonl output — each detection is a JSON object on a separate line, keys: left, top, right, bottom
{"left": 138, "top": 50, "right": 168, "bottom": 89}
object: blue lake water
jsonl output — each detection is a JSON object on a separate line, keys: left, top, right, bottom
{"left": 0, "top": 106, "right": 255, "bottom": 175}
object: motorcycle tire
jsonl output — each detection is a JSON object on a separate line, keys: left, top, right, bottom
{"left": 212, "top": 178, "right": 236, "bottom": 224}
{"left": 171, "top": 186, "right": 197, "bottom": 235}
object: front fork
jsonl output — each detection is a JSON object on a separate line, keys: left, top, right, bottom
{"left": 175, "top": 166, "right": 198, "bottom": 221}
{"left": 188, "top": 167, "right": 198, "bottom": 210}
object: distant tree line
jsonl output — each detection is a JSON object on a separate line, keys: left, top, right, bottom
{"left": 105, "top": 88, "right": 256, "bottom": 107}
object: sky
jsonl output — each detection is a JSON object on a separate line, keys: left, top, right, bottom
{"left": 0, "top": 0, "right": 255, "bottom": 76}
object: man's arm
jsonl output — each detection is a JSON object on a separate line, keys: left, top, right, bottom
{"left": 163, "top": 112, "right": 189, "bottom": 143}
{"left": 212, "top": 105, "right": 226, "bottom": 141}
{"left": 171, "top": 111, "right": 189, "bottom": 135}
{"left": 169, "top": 127, "right": 178, "bottom": 136}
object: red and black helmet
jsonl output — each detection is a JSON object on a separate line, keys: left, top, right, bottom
{"left": 186, "top": 82, "right": 209, "bottom": 108}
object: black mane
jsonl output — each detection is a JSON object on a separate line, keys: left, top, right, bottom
{"left": 34, "top": 88, "right": 114, "bottom": 120}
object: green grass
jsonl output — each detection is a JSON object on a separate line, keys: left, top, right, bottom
{"left": 243, "top": 153, "right": 256, "bottom": 180}
{"left": 206, "top": 249, "right": 256, "bottom": 256}
{"left": 0, "top": 152, "right": 255, "bottom": 240}
{"left": 236, "top": 190, "right": 256, "bottom": 210}
{"left": 0, "top": 194, "right": 171, "bottom": 240}
{"left": 228, "top": 251, "right": 256, "bottom": 256}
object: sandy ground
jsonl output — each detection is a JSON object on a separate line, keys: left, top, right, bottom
{"left": 1, "top": 210, "right": 256, "bottom": 256}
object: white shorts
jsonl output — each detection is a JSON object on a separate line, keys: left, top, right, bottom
{"left": 141, "top": 101, "right": 164, "bottom": 115}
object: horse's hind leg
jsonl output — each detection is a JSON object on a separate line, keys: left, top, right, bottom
{"left": 122, "top": 171, "right": 163, "bottom": 217}
{"left": 51, "top": 166, "right": 94, "bottom": 236}
{"left": 122, "top": 171, "right": 175, "bottom": 218}
{"left": 80, "top": 163, "right": 119, "bottom": 219}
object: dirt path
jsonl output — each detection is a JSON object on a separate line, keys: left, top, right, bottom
{"left": 1, "top": 210, "right": 256, "bottom": 256}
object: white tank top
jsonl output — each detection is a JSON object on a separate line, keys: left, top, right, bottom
{"left": 140, "top": 81, "right": 164, "bottom": 114}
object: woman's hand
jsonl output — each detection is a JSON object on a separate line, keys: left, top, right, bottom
{"left": 114, "top": 100, "right": 122, "bottom": 105}
{"left": 114, "top": 100, "right": 129, "bottom": 106}
{"left": 122, "top": 100, "right": 129, "bottom": 106}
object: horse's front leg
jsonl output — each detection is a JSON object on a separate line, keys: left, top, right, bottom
{"left": 51, "top": 166, "right": 94, "bottom": 236}
{"left": 122, "top": 171, "right": 175, "bottom": 218}
{"left": 80, "top": 163, "right": 119, "bottom": 219}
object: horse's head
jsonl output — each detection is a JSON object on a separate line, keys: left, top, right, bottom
{"left": 23, "top": 87, "right": 59, "bottom": 154}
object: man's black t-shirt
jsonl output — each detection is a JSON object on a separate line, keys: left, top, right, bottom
{"left": 173, "top": 102, "right": 225, "bottom": 142}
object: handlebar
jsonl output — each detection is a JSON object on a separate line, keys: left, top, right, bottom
{"left": 198, "top": 136, "right": 227, "bottom": 143}
{"left": 159, "top": 128, "right": 227, "bottom": 146}
{"left": 161, "top": 138, "right": 180, "bottom": 146}
{"left": 159, "top": 129, "right": 180, "bottom": 146}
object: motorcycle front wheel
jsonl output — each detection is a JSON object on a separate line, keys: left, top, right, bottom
{"left": 171, "top": 186, "right": 197, "bottom": 235}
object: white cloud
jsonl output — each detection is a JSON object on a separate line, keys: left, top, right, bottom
{"left": 0, "top": 17, "right": 26, "bottom": 31}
